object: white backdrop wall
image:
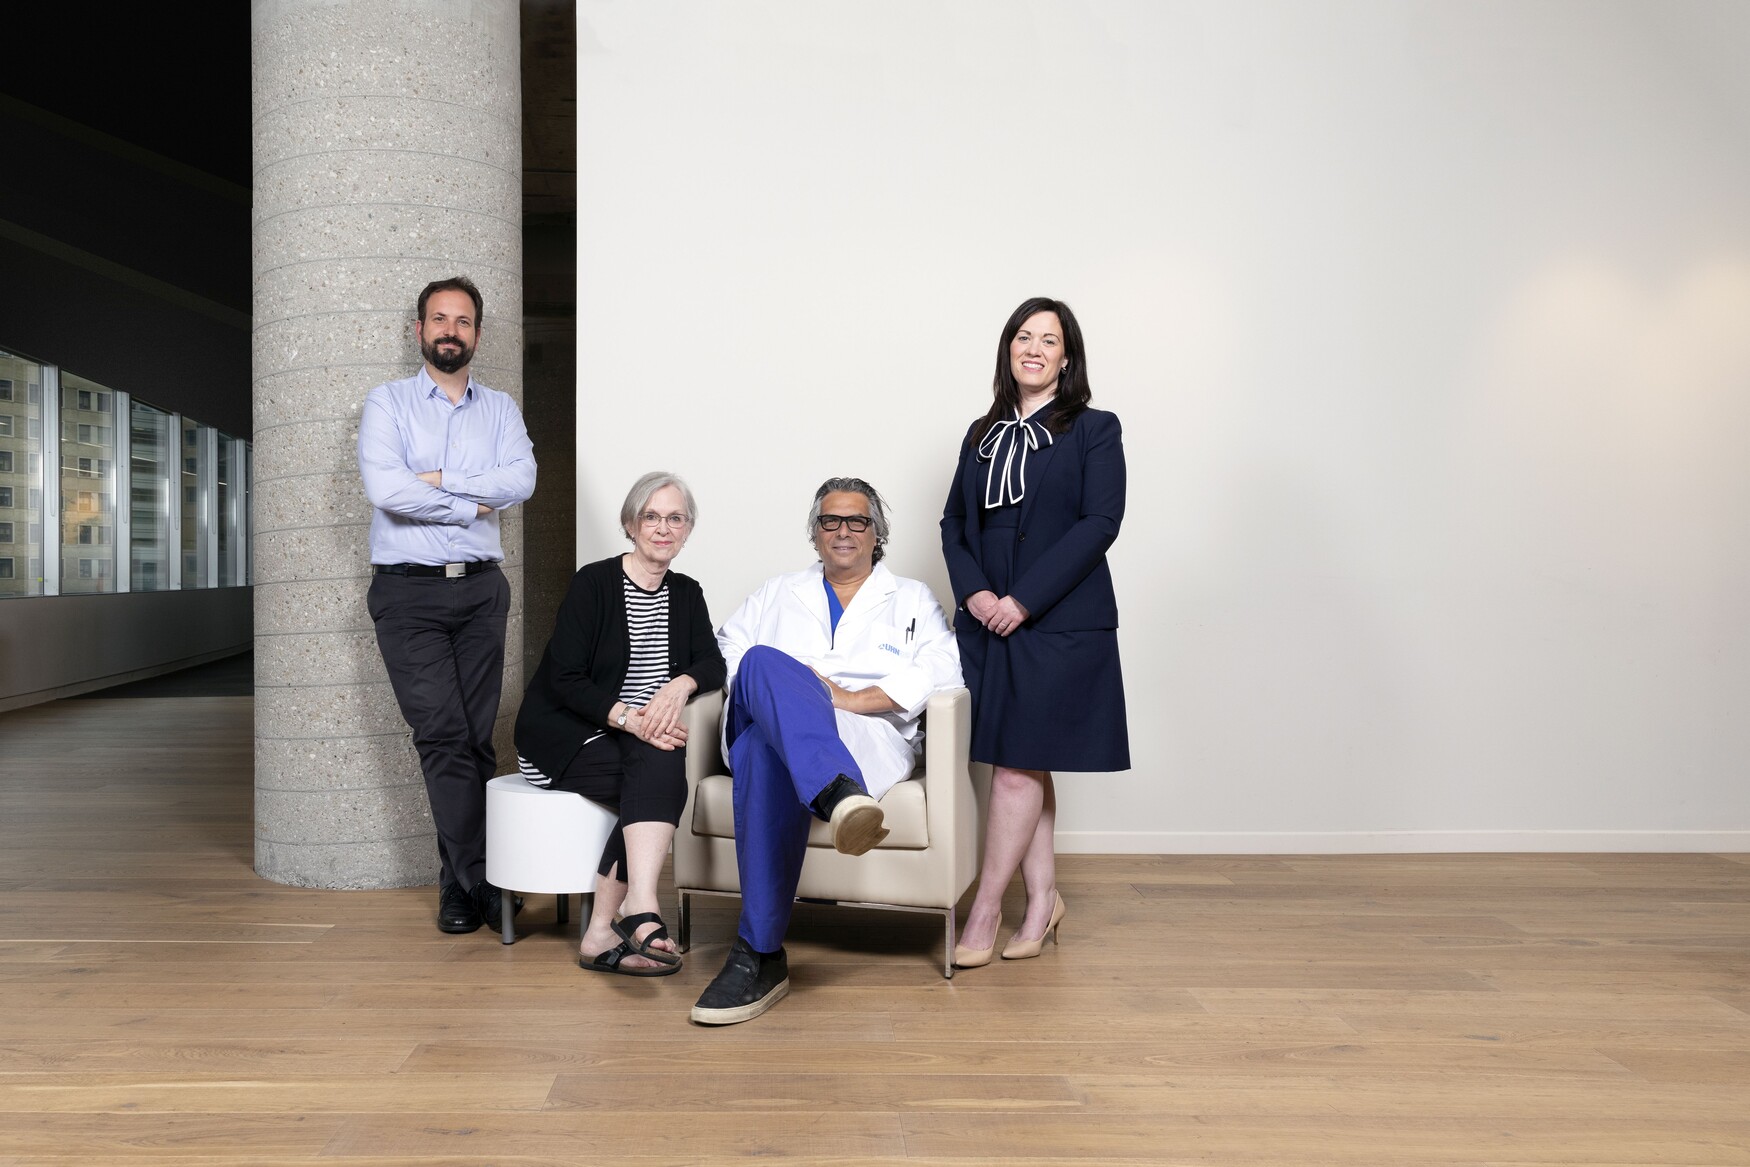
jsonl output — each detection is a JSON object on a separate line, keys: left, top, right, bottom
{"left": 575, "top": 1, "right": 1750, "bottom": 852}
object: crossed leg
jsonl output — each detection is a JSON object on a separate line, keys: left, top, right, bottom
{"left": 957, "top": 765, "right": 1057, "bottom": 952}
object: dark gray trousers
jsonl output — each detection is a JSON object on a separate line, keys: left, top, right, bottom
{"left": 368, "top": 566, "right": 509, "bottom": 891}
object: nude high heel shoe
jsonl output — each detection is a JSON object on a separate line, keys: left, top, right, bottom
{"left": 952, "top": 913, "right": 1001, "bottom": 969}
{"left": 1001, "top": 892, "right": 1066, "bottom": 960}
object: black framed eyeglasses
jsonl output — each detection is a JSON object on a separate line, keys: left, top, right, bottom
{"left": 815, "top": 514, "right": 873, "bottom": 533}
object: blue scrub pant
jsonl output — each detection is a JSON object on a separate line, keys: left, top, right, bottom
{"left": 728, "top": 645, "right": 869, "bottom": 952}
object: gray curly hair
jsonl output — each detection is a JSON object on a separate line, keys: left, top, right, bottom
{"left": 805, "top": 476, "right": 891, "bottom": 565}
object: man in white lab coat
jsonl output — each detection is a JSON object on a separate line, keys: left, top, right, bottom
{"left": 690, "top": 477, "right": 963, "bottom": 1026}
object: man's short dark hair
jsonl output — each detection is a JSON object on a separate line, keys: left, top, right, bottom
{"left": 417, "top": 276, "right": 484, "bottom": 325}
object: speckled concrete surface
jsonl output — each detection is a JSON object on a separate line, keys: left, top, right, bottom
{"left": 252, "top": 0, "right": 525, "bottom": 889}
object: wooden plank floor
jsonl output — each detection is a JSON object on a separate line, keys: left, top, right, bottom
{"left": 1, "top": 693, "right": 1747, "bottom": 1165}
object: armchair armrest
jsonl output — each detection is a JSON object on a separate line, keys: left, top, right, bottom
{"left": 920, "top": 687, "right": 984, "bottom": 877}
{"left": 685, "top": 687, "right": 726, "bottom": 787}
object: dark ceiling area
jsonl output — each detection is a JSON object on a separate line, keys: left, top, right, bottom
{"left": 1, "top": 13, "right": 253, "bottom": 190}
{"left": 0, "top": 13, "right": 253, "bottom": 432}
{"left": 0, "top": 4, "right": 573, "bottom": 441}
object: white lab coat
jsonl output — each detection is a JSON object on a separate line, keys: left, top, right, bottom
{"left": 717, "top": 561, "right": 964, "bottom": 799}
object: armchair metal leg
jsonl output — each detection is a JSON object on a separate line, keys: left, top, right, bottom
{"left": 500, "top": 892, "right": 517, "bottom": 945}
{"left": 677, "top": 891, "right": 692, "bottom": 952}
{"left": 943, "top": 906, "right": 955, "bottom": 979}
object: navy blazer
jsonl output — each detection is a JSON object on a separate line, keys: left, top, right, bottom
{"left": 940, "top": 407, "right": 1126, "bottom": 633}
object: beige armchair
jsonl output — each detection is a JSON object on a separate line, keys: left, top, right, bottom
{"left": 674, "top": 686, "right": 988, "bottom": 977}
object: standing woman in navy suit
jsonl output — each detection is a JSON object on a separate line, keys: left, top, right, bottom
{"left": 940, "top": 297, "right": 1129, "bottom": 968}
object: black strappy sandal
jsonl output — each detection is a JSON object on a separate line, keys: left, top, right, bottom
{"left": 611, "top": 911, "right": 682, "bottom": 966}
{"left": 580, "top": 937, "right": 680, "bottom": 977}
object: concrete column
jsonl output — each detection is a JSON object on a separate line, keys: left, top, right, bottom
{"left": 251, "top": 0, "right": 525, "bottom": 888}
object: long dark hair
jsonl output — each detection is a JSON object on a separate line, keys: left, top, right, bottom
{"left": 971, "top": 297, "right": 1091, "bottom": 445}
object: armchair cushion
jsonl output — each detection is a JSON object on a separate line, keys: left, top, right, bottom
{"left": 689, "top": 772, "right": 932, "bottom": 849}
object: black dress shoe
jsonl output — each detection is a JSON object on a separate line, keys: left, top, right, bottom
{"left": 690, "top": 937, "right": 789, "bottom": 1026}
{"left": 468, "top": 880, "right": 522, "bottom": 932}
{"left": 437, "top": 882, "right": 482, "bottom": 934}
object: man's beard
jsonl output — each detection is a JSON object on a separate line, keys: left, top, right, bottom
{"left": 422, "top": 335, "right": 475, "bottom": 374}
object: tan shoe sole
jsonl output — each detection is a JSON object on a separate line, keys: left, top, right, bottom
{"left": 690, "top": 978, "right": 789, "bottom": 1025}
{"left": 829, "top": 795, "right": 888, "bottom": 856}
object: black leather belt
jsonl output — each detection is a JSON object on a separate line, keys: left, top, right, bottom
{"left": 374, "top": 561, "right": 499, "bottom": 578}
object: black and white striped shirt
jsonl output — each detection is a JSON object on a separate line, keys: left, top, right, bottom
{"left": 519, "top": 570, "right": 671, "bottom": 787}
{"left": 617, "top": 571, "right": 672, "bottom": 707}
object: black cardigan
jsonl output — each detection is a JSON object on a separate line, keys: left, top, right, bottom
{"left": 514, "top": 555, "right": 726, "bottom": 781}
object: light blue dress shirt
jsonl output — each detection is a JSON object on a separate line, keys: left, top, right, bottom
{"left": 357, "top": 368, "right": 537, "bottom": 566}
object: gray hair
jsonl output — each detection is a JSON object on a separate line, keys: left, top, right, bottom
{"left": 806, "top": 476, "right": 891, "bottom": 565}
{"left": 620, "top": 471, "right": 698, "bottom": 541}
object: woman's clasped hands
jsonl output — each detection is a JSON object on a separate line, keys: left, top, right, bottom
{"left": 966, "top": 590, "right": 1030, "bottom": 638}
{"left": 624, "top": 676, "right": 695, "bottom": 751}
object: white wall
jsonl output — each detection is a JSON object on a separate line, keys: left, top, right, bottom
{"left": 576, "top": 1, "right": 1750, "bottom": 851}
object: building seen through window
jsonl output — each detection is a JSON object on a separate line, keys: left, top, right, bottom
{"left": 61, "top": 372, "right": 119, "bottom": 594}
{"left": 0, "top": 353, "right": 48, "bottom": 597}
{"left": 182, "top": 418, "right": 211, "bottom": 588}
{"left": 131, "top": 402, "right": 174, "bottom": 591}
{"left": 0, "top": 346, "right": 248, "bottom": 599}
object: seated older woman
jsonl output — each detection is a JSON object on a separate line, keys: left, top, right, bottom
{"left": 514, "top": 471, "right": 725, "bottom": 974}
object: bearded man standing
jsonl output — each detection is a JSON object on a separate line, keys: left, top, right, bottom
{"left": 357, "top": 276, "right": 537, "bottom": 933}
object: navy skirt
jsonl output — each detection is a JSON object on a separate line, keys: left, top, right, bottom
{"left": 959, "top": 506, "right": 1130, "bottom": 772}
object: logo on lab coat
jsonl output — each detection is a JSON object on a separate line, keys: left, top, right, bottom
{"left": 877, "top": 643, "right": 901, "bottom": 655}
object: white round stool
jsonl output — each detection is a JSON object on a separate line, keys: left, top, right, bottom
{"left": 485, "top": 773, "right": 619, "bottom": 944}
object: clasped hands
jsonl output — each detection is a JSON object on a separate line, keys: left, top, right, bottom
{"left": 415, "top": 469, "right": 490, "bottom": 517}
{"left": 617, "top": 676, "right": 698, "bottom": 751}
{"left": 966, "top": 590, "right": 1029, "bottom": 638}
